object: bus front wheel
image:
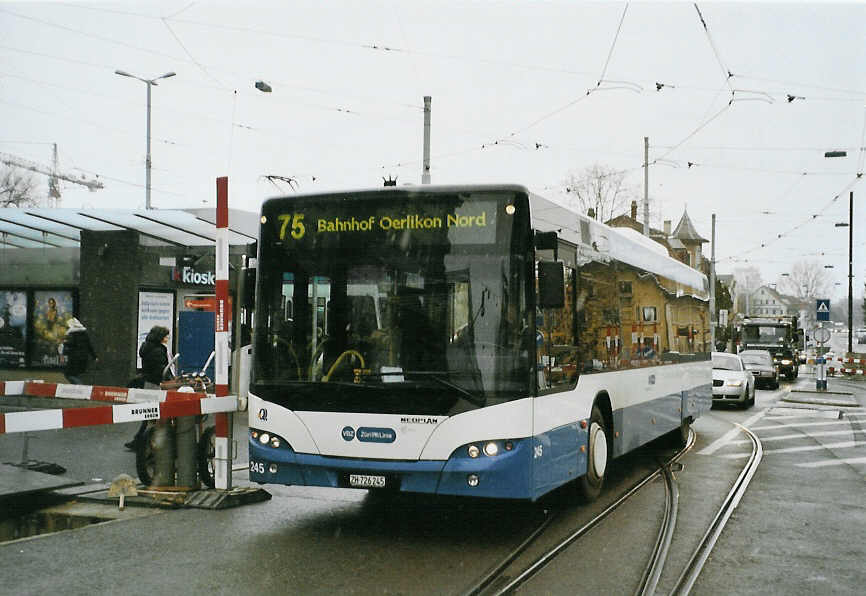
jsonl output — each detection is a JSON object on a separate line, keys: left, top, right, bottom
{"left": 578, "top": 405, "right": 609, "bottom": 502}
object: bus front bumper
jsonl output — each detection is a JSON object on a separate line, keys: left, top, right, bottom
{"left": 248, "top": 432, "right": 534, "bottom": 499}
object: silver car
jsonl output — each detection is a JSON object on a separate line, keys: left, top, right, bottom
{"left": 712, "top": 352, "right": 755, "bottom": 408}
{"left": 739, "top": 349, "right": 780, "bottom": 390}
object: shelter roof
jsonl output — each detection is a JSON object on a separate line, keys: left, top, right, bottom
{"left": 0, "top": 208, "right": 257, "bottom": 249}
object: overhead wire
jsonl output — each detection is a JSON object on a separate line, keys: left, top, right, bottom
{"left": 161, "top": 17, "right": 227, "bottom": 89}
{"left": 719, "top": 174, "right": 863, "bottom": 262}
{"left": 592, "top": 3, "right": 629, "bottom": 91}
{"left": 693, "top": 3, "right": 734, "bottom": 94}
{"left": 0, "top": 6, "right": 184, "bottom": 62}
{"left": 5, "top": 2, "right": 865, "bottom": 226}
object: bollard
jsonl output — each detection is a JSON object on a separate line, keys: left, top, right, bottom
{"left": 815, "top": 357, "right": 827, "bottom": 391}
{"left": 175, "top": 387, "right": 198, "bottom": 488}
{"left": 151, "top": 421, "right": 175, "bottom": 487}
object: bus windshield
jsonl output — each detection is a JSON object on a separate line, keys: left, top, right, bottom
{"left": 252, "top": 190, "right": 532, "bottom": 414}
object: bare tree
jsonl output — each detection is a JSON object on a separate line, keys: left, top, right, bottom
{"left": 562, "top": 164, "right": 633, "bottom": 223}
{"left": 733, "top": 266, "right": 764, "bottom": 313}
{"left": 734, "top": 266, "right": 764, "bottom": 293}
{"left": 777, "top": 261, "right": 831, "bottom": 301}
{"left": 0, "top": 164, "right": 39, "bottom": 207}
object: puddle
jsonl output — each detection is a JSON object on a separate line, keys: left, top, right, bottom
{"left": 0, "top": 494, "right": 154, "bottom": 544}
{"left": 0, "top": 506, "right": 111, "bottom": 543}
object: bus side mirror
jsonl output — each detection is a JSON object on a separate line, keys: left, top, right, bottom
{"left": 534, "top": 231, "right": 557, "bottom": 250}
{"left": 538, "top": 261, "right": 565, "bottom": 308}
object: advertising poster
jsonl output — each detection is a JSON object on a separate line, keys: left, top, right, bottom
{"left": 32, "top": 290, "right": 74, "bottom": 367}
{"left": 137, "top": 291, "right": 175, "bottom": 370}
{"left": 0, "top": 290, "right": 27, "bottom": 368}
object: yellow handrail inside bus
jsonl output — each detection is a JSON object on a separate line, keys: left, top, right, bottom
{"left": 322, "top": 350, "right": 366, "bottom": 382}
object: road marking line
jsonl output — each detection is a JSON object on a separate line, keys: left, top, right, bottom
{"left": 751, "top": 420, "right": 851, "bottom": 431}
{"left": 699, "top": 409, "right": 768, "bottom": 455}
{"left": 728, "top": 428, "right": 866, "bottom": 444}
{"left": 797, "top": 456, "right": 866, "bottom": 468}
{"left": 718, "top": 440, "right": 866, "bottom": 458}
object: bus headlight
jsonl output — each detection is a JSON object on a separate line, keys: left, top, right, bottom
{"left": 259, "top": 433, "right": 271, "bottom": 444}
{"left": 483, "top": 442, "right": 499, "bottom": 457}
{"left": 270, "top": 437, "right": 281, "bottom": 448}
{"left": 467, "top": 474, "right": 480, "bottom": 487}
{"left": 467, "top": 444, "right": 480, "bottom": 458}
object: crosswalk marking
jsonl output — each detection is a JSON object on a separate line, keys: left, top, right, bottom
{"left": 719, "top": 440, "right": 866, "bottom": 458}
{"left": 750, "top": 420, "right": 853, "bottom": 431}
{"left": 796, "top": 456, "right": 866, "bottom": 468}
{"left": 726, "top": 428, "right": 866, "bottom": 444}
{"left": 698, "top": 409, "right": 768, "bottom": 455}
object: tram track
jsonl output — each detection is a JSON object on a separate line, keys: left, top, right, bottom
{"left": 669, "top": 422, "right": 763, "bottom": 595}
{"left": 463, "top": 421, "right": 764, "bottom": 596}
{"left": 463, "top": 430, "right": 696, "bottom": 596}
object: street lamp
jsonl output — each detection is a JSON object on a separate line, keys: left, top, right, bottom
{"left": 825, "top": 150, "right": 853, "bottom": 353}
{"left": 115, "top": 69, "right": 176, "bottom": 209}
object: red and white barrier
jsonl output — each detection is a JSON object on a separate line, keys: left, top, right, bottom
{"left": 1, "top": 380, "right": 209, "bottom": 404}
{"left": 0, "top": 392, "right": 237, "bottom": 435}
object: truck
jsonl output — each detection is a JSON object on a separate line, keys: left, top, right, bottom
{"left": 738, "top": 315, "right": 801, "bottom": 380}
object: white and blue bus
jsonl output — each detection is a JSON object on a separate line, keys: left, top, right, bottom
{"left": 248, "top": 185, "right": 711, "bottom": 501}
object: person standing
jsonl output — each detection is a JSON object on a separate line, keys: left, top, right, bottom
{"left": 126, "top": 325, "right": 171, "bottom": 450}
{"left": 139, "top": 325, "right": 171, "bottom": 389}
{"left": 61, "top": 317, "right": 98, "bottom": 384}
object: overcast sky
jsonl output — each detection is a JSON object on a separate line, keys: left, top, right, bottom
{"left": 1, "top": 1, "right": 865, "bottom": 301}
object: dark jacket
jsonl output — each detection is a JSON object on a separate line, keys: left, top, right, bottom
{"left": 63, "top": 322, "right": 97, "bottom": 377}
{"left": 139, "top": 329, "right": 169, "bottom": 385}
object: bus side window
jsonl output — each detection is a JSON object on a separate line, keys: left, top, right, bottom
{"left": 536, "top": 263, "right": 579, "bottom": 393}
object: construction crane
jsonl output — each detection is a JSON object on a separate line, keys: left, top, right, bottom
{"left": 0, "top": 144, "right": 103, "bottom": 208}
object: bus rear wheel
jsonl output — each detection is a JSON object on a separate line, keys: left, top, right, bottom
{"left": 578, "top": 405, "right": 609, "bottom": 502}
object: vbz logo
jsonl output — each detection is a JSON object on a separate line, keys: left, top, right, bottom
{"left": 341, "top": 426, "right": 355, "bottom": 441}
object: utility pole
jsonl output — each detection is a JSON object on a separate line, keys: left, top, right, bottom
{"left": 422, "top": 96, "right": 432, "bottom": 184}
{"left": 847, "top": 191, "right": 853, "bottom": 354}
{"left": 643, "top": 136, "right": 649, "bottom": 235}
{"left": 710, "top": 213, "right": 716, "bottom": 349}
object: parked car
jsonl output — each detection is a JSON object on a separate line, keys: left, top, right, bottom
{"left": 712, "top": 351, "right": 755, "bottom": 408}
{"left": 739, "top": 349, "right": 780, "bottom": 390}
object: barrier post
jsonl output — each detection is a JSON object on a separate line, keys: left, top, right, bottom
{"left": 214, "top": 176, "right": 232, "bottom": 490}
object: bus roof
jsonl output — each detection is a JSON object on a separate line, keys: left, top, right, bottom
{"left": 529, "top": 192, "right": 708, "bottom": 296}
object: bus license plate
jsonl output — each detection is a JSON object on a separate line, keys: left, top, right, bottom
{"left": 349, "top": 474, "right": 386, "bottom": 488}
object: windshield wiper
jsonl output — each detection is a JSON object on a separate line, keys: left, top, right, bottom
{"left": 397, "top": 371, "right": 485, "bottom": 407}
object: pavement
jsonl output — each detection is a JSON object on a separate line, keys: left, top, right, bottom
{"left": 785, "top": 376, "right": 862, "bottom": 408}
